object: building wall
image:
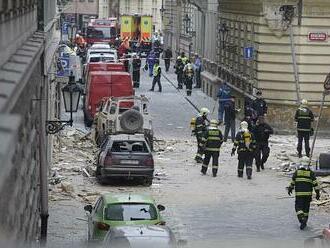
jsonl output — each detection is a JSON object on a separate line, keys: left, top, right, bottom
{"left": 0, "top": 0, "right": 57, "bottom": 243}
{"left": 119, "top": 0, "right": 163, "bottom": 32}
{"left": 199, "top": 0, "right": 330, "bottom": 132}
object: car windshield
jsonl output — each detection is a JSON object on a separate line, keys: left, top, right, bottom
{"left": 89, "top": 57, "right": 114, "bottom": 62}
{"left": 111, "top": 141, "right": 149, "bottom": 153}
{"left": 87, "top": 27, "right": 116, "bottom": 39}
{"left": 105, "top": 203, "right": 157, "bottom": 221}
{"left": 107, "top": 237, "right": 174, "bottom": 248}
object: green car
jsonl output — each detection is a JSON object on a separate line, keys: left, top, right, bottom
{"left": 84, "top": 193, "right": 166, "bottom": 241}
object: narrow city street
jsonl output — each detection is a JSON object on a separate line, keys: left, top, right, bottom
{"left": 47, "top": 61, "right": 330, "bottom": 248}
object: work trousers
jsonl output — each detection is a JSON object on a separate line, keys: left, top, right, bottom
{"left": 224, "top": 119, "right": 236, "bottom": 142}
{"left": 164, "top": 59, "right": 170, "bottom": 72}
{"left": 201, "top": 151, "right": 219, "bottom": 176}
{"left": 151, "top": 76, "right": 162, "bottom": 92}
{"left": 133, "top": 70, "right": 140, "bottom": 87}
{"left": 148, "top": 64, "right": 154, "bottom": 77}
{"left": 237, "top": 152, "right": 254, "bottom": 178}
{"left": 195, "top": 136, "right": 204, "bottom": 162}
{"left": 195, "top": 68, "right": 201, "bottom": 88}
{"left": 255, "top": 143, "right": 270, "bottom": 170}
{"left": 297, "top": 131, "right": 310, "bottom": 157}
{"left": 295, "top": 196, "right": 311, "bottom": 224}
{"left": 218, "top": 103, "right": 225, "bottom": 123}
{"left": 185, "top": 77, "right": 193, "bottom": 96}
{"left": 177, "top": 72, "right": 183, "bottom": 89}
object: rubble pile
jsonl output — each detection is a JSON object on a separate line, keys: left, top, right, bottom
{"left": 49, "top": 127, "right": 100, "bottom": 203}
{"left": 314, "top": 176, "right": 330, "bottom": 212}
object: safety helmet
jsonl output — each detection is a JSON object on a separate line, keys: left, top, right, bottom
{"left": 200, "top": 107, "right": 210, "bottom": 115}
{"left": 256, "top": 90, "right": 262, "bottom": 96}
{"left": 240, "top": 121, "right": 249, "bottom": 131}
{"left": 210, "top": 119, "right": 218, "bottom": 127}
{"left": 301, "top": 99, "right": 308, "bottom": 106}
{"left": 299, "top": 156, "right": 310, "bottom": 169}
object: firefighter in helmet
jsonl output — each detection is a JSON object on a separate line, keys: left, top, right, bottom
{"left": 201, "top": 120, "right": 223, "bottom": 177}
{"left": 192, "top": 107, "right": 209, "bottom": 163}
{"left": 183, "top": 60, "right": 194, "bottom": 96}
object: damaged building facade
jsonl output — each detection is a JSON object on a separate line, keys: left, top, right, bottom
{"left": 163, "top": 0, "right": 330, "bottom": 133}
{"left": 0, "top": 0, "right": 58, "bottom": 243}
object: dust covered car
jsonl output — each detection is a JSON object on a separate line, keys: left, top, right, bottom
{"left": 96, "top": 134, "right": 154, "bottom": 185}
{"left": 94, "top": 95, "right": 153, "bottom": 150}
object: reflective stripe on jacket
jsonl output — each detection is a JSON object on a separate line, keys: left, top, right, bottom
{"left": 295, "top": 107, "right": 314, "bottom": 132}
{"left": 289, "top": 168, "right": 320, "bottom": 197}
{"left": 202, "top": 127, "right": 223, "bottom": 152}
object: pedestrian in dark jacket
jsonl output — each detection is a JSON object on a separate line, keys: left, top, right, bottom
{"left": 217, "top": 82, "right": 231, "bottom": 123}
{"left": 132, "top": 55, "right": 141, "bottom": 88}
{"left": 253, "top": 116, "right": 273, "bottom": 171}
{"left": 252, "top": 90, "right": 268, "bottom": 118}
{"left": 163, "top": 47, "right": 172, "bottom": 72}
{"left": 224, "top": 95, "right": 237, "bottom": 142}
{"left": 295, "top": 99, "right": 314, "bottom": 158}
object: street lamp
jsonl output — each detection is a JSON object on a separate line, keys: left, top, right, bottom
{"left": 46, "top": 74, "right": 82, "bottom": 134}
{"left": 219, "top": 23, "right": 229, "bottom": 48}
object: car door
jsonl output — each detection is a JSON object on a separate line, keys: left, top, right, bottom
{"left": 88, "top": 197, "right": 101, "bottom": 240}
{"left": 92, "top": 197, "right": 105, "bottom": 239}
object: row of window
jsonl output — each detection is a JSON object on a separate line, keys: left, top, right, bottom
{"left": 0, "top": 0, "right": 37, "bottom": 13}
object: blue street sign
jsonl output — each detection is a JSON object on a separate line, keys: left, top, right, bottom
{"left": 57, "top": 57, "right": 70, "bottom": 77}
{"left": 244, "top": 47, "right": 254, "bottom": 60}
{"left": 62, "top": 22, "right": 69, "bottom": 35}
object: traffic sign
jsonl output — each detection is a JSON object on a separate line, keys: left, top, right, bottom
{"left": 57, "top": 57, "right": 70, "bottom": 77}
{"left": 244, "top": 47, "right": 254, "bottom": 60}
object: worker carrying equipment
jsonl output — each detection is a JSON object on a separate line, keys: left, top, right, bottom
{"left": 231, "top": 121, "right": 256, "bottom": 179}
{"left": 287, "top": 156, "right": 320, "bottom": 230}
{"left": 183, "top": 60, "right": 194, "bottom": 96}
{"left": 192, "top": 107, "right": 209, "bottom": 163}
{"left": 201, "top": 120, "right": 223, "bottom": 177}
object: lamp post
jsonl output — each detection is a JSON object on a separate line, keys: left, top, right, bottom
{"left": 219, "top": 23, "right": 229, "bottom": 49}
{"left": 183, "top": 14, "right": 191, "bottom": 34}
{"left": 46, "top": 74, "right": 81, "bottom": 134}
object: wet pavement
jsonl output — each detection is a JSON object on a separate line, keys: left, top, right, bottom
{"left": 47, "top": 61, "right": 330, "bottom": 248}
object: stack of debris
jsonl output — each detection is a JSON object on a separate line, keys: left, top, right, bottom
{"left": 314, "top": 176, "right": 330, "bottom": 212}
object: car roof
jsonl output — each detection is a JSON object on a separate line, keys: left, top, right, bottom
{"left": 91, "top": 43, "right": 111, "bottom": 49}
{"left": 89, "top": 53, "right": 115, "bottom": 57}
{"left": 89, "top": 71, "right": 130, "bottom": 76}
{"left": 109, "top": 225, "right": 173, "bottom": 238}
{"left": 102, "top": 193, "right": 156, "bottom": 204}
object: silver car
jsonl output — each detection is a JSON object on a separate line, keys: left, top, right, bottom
{"left": 102, "top": 225, "right": 178, "bottom": 248}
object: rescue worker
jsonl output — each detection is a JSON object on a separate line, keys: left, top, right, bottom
{"left": 201, "top": 120, "right": 223, "bottom": 177}
{"left": 163, "top": 47, "right": 173, "bottom": 72}
{"left": 175, "top": 56, "right": 184, "bottom": 89}
{"left": 149, "top": 60, "right": 162, "bottom": 92}
{"left": 253, "top": 116, "right": 273, "bottom": 172}
{"left": 223, "top": 95, "right": 237, "bottom": 143}
{"left": 74, "top": 34, "right": 86, "bottom": 48}
{"left": 295, "top": 99, "right": 314, "bottom": 158}
{"left": 244, "top": 98, "right": 257, "bottom": 131}
{"left": 231, "top": 121, "right": 257, "bottom": 179}
{"left": 183, "top": 60, "right": 194, "bottom": 96}
{"left": 252, "top": 90, "right": 268, "bottom": 118}
{"left": 287, "top": 156, "right": 320, "bottom": 230}
{"left": 193, "top": 107, "right": 210, "bottom": 163}
{"left": 147, "top": 50, "right": 156, "bottom": 77}
{"left": 180, "top": 52, "right": 188, "bottom": 65}
{"left": 217, "top": 82, "right": 231, "bottom": 124}
{"left": 132, "top": 54, "right": 141, "bottom": 88}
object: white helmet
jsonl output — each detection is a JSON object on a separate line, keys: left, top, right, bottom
{"left": 301, "top": 99, "right": 308, "bottom": 106}
{"left": 210, "top": 119, "right": 218, "bottom": 127}
{"left": 240, "top": 121, "right": 249, "bottom": 132}
{"left": 200, "top": 107, "right": 210, "bottom": 116}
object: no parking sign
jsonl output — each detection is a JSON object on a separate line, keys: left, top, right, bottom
{"left": 57, "top": 56, "right": 70, "bottom": 77}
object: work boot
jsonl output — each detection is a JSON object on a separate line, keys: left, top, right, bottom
{"left": 212, "top": 169, "right": 217, "bottom": 177}
{"left": 149, "top": 89, "right": 154, "bottom": 91}
{"left": 201, "top": 166, "right": 207, "bottom": 175}
{"left": 261, "top": 163, "right": 265, "bottom": 170}
{"left": 298, "top": 153, "right": 302, "bottom": 158}
{"left": 300, "top": 222, "right": 307, "bottom": 230}
{"left": 256, "top": 168, "right": 261, "bottom": 172}
{"left": 247, "top": 175, "right": 252, "bottom": 180}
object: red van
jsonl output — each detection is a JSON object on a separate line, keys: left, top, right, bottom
{"left": 83, "top": 62, "right": 125, "bottom": 85}
{"left": 84, "top": 71, "right": 134, "bottom": 126}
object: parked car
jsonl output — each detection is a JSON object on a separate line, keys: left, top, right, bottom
{"left": 96, "top": 134, "right": 154, "bottom": 185}
{"left": 83, "top": 62, "right": 125, "bottom": 85}
{"left": 83, "top": 71, "right": 134, "bottom": 127}
{"left": 84, "top": 193, "right": 166, "bottom": 241}
{"left": 86, "top": 47, "right": 117, "bottom": 61}
{"left": 94, "top": 96, "right": 153, "bottom": 150}
{"left": 86, "top": 53, "right": 117, "bottom": 64}
{"left": 102, "top": 225, "right": 177, "bottom": 248}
